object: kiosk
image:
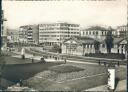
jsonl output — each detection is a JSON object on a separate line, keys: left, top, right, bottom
{"left": 107, "top": 64, "right": 115, "bottom": 91}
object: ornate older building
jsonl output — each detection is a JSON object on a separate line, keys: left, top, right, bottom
{"left": 101, "top": 37, "right": 127, "bottom": 54}
{"left": 117, "top": 25, "right": 128, "bottom": 38}
{"left": 62, "top": 36, "right": 127, "bottom": 56}
{"left": 62, "top": 36, "right": 100, "bottom": 55}
{"left": 80, "top": 26, "right": 117, "bottom": 41}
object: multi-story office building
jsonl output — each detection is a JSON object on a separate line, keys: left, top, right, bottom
{"left": 39, "top": 22, "right": 80, "bottom": 46}
{"left": 117, "top": 25, "right": 128, "bottom": 38}
{"left": 1, "top": 10, "right": 7, "bottom": 49}
{"left": 19, "top": 25, "right": 39, "bottom": 45}
{"left": 19, "top": 25, "right": 29, "bottom": 43}
{"left": 80, "top": 26, "right": 117, "bottom": 41}
{"left": 7, "top": 29, "right": 19, "bottom": 43}
{"left": 27, "top": 25, "right": 39, "bottom": 44}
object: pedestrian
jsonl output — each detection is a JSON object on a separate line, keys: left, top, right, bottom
{"left": 98, "top": 60, "right": 101, "bottom": 65}
{"left": 64, "top": 58, "right": 67, "bottom": 64}
{"left": 19, "top": 79, "right": 23, "bottom": 87}
{"left": 104, "top": 62, "right": 106, "bottom": 66}
{"left": 32, "top": 57, "right": 34, "bottom": 63}
{"left": 55, "top": 57, "right": 57, "bottom": 60}
{"left": 41, "top": 56, "right": 46, "bottom": 63}
{"left": 31, "top": 54, "right": 34, "bottom": 63}
{"left": 117, "top": 61, "right": 119, "bottom": 66}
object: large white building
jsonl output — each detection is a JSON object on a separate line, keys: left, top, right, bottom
{"left": 39, "top": 22, "right": 80, "bottom": 46}
{"left": 80, "top": 26, "right": 117, "bottom": 41}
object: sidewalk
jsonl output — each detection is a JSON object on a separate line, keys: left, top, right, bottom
{"left": 85, "top": 79, "right": 126, "bottom": 91}
{"left": 115, "top": 80, "right": 126, "bottom": 91}
{"left": 12, "top": 51, "right": 64, "bottom": 64}
{"left": 4, "top": 51, "right": 41, "bottom": 64}
{"left": 67, "top": 60, "right": 126, "bottom": 68}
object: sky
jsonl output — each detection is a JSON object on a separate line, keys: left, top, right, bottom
{"left": 2, "top": 0, "right": 127, "bottom": 29}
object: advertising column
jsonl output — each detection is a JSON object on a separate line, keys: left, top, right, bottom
{"left": 107, "top": 67, "right": 115, "bottom": 90}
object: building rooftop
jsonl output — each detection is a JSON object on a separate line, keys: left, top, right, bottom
{"left": 84, "top": 26, "right": 116, "bottom": 31}
{"left": 63, "top": 36, "right": 100, "bottom": 44}
{"left": 39, "top": 22, "right": 80, "bottom": 26}
{"left": 101, "top": 37, "right": 126, "bottom": 44}
{"left": 113, "top": 37, "right": 124, "bottom": 44}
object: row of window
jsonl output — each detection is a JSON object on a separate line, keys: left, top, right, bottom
{"left": 39, "top": 31, "right": 79, "bottom": 34}
{"left": 66, "top": 44, "right": 94, "bottom": 48}
{"left": 82, "top": 31, "right": 108, "bottom": 35}
{"left": 118, "top": 27, "right": 128, "bottom": 31}
{"left": 39, "top": 23, "right": 79, "bottom": 27}
{"left": 39, "top": 28, "right": 79, "bottom": 31}
{"left": 39, "top": 35, "right": 75, "bottom": 37}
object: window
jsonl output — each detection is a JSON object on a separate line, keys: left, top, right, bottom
{"left": 86, "top": 31, "right": 88, "bottom": 35}
{"left": 87, "top": 45, "right": 89, "bottom": 48}
{"left": 102, "top": 44, "right": 105, "bottom": 48}
{"left": 93, "top": 31, "right": 95, "bottom": 35}
{"left": 90, "top": 44, "right": 92, "bottom": 48}
{"left": 102, "top": 32, "right": 103, "bottom": 35}
{"left": 89, "top": 31, "right": 91, "bottom": 35}
{"left": 96, "top": 31, "right": 98, "bottom": 35}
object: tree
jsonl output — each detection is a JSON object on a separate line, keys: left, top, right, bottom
{"left": 94, "top": 40, "right": 100, "bottom": 53}
{"left": 51, "top": 44, "right": 61, "bottom": 53}
{"left": 105, "top": 27, "right": 114, "bottom": 53}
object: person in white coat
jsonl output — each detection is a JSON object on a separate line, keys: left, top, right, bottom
{"left": 21, "top": 48, "right": 25, "bottom": 59}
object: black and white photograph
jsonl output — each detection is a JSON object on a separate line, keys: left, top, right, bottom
{"left": 0, "top": 0, "right": 127, "bottom": 91}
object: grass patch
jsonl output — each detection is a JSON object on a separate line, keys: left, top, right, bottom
{"left": 49, "top": 65, "right": 84, "bottom": 73}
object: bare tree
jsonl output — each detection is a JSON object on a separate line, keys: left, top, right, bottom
{"left": 94, "top": 40, "right": 100, "bottom": 53}
{"left": 105, "top": 27, "right": 114, "bottom": 53}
